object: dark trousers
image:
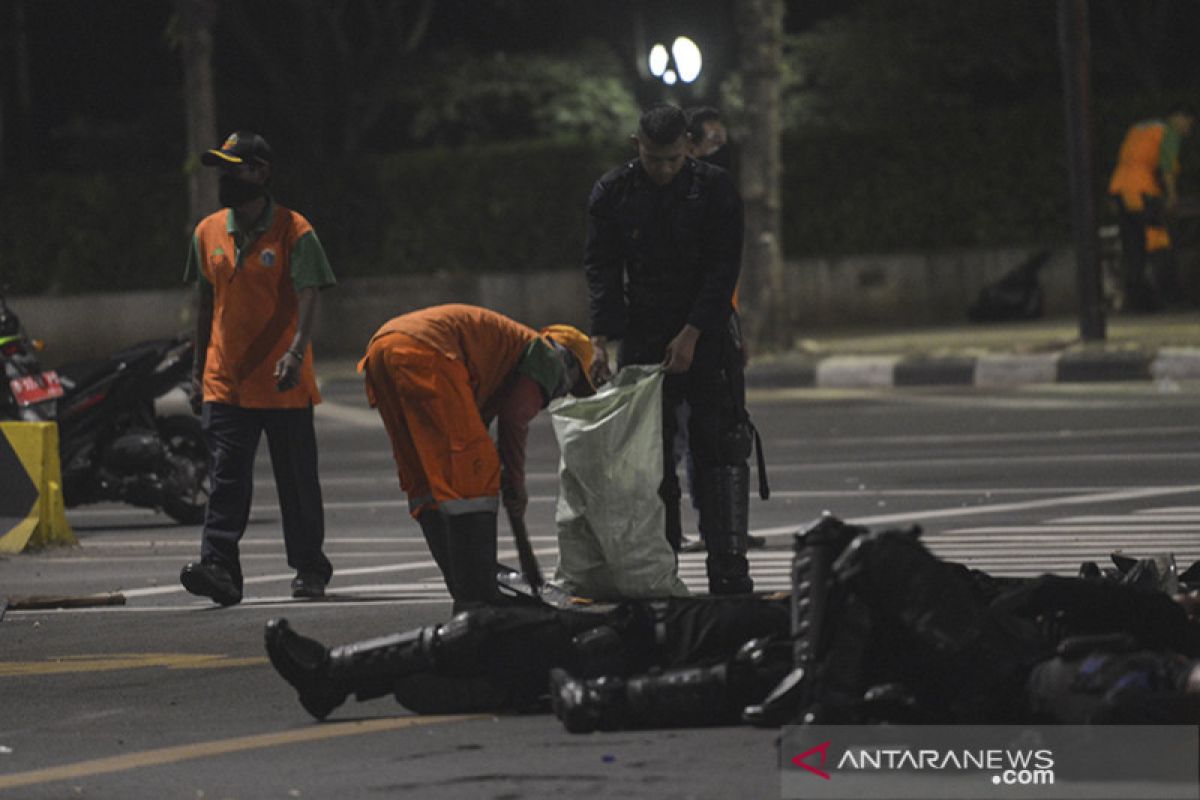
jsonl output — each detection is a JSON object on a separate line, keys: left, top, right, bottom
{"left": 1114, "top": 194, "right": 1180, "bottom": 309}
{"left": 199, "top": 402, "right": 330, "bottom": 584}
{"left": 620, "top": 318, "right": 749, "bottom": 551}
{"left": 1115, "top": 196, "right": 1151, "bottom": 298}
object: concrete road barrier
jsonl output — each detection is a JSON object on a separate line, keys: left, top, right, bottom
{"left": 0, "top": 422, "right": 76, "bottom": 553}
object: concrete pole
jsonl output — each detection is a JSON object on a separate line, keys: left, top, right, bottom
{"left": 736, "top": 0, "right": 787, "bottom": 351}
{"left": 175, "top": 0, "right": 220, "bottom": 231}
{"left": 1057, "top": 0, "right": 1106, "bottom": 341}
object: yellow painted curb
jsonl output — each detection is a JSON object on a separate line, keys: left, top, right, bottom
{"left": 0, "top": 422, "right": 76, "bottom": 553}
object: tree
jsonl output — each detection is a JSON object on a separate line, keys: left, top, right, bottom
{"left": 1, "top": 0, "right": 35, "bottom": 180}
{"left": 171, "top": 0, "right": 220, "bottom": 230}
{"left": 783, "top": 1, "right": 1059, "bottom": 131}
{"left": 218, "top": 0, "right": 434, "bottom": 161}
{"left": 736, "top": 0, "right": 788, "bottom": 350}
{"left": 1094, "top": 0, "right": 1177, "bottom": 95}
{"left": 393, "top": 44, "right": 639, "bottom": 147}
{"left": 778, "top": 0, "right": 1200, "bottom": 133}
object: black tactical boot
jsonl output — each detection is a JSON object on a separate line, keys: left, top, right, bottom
{"left": 327, "top": 627, "right": 439, "bottom": 703}
{"left": 549, "top": 669, "right": 629, "bottom": 733}
{"left": 264, "top": 618, "right": 344, "bottom": 720}
{"left": 551, "top": 662, "right": 746, "bottom": 733}
{"left": 417, "top": 508, "right": 455, "bottom": 596}
{"left": 265, "top": 618, "right": 439, "bottom": 720}
{"left": 744, "top": 513, "right": 866, "bottom": 726}
{"left": 698, "top": 464, "right": 753, "bottom": 595}
{"left": 445, "top": 510, "right": 503, "bottom": 611}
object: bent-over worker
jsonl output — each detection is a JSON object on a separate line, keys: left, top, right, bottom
{"left": 358, "top": 304, "right": 595, "bottom": 609}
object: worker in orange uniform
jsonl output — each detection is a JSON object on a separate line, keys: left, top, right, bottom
{"left": 1108, "top": 107, "right": 1196, "bottom": 312}
{"left": 359, "top": 304, "right": 596, "bottom": 609}
{"left": 180, "top": 131, "right": 336, "bottom": 607}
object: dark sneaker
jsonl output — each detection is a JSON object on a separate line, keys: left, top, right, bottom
{"left": 264, "top": 618, "right": 344, "bottom": 720}
{"left": 180, "top": 561, "right": 242, "bottom": 606}
{"left": 291, "top": 571, "right": 327, "bottom": 599}
{"left": 747, "top": 534, "right": 767, "bottom": 550}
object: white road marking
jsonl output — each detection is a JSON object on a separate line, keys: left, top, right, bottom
{"left": 761, "top": 425, "right": 1200, "bottom": 449}
{"left": 38, "top": 489, "right": 1200, "bottom": 610}
{"left": 314, "top": 400, "right": 383, "bottom": 428}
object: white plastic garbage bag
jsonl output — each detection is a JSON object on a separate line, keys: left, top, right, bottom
{"left": 549, "top": 365, "right": 689, "bottom": 600}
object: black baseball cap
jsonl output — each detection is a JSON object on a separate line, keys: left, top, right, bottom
{"left": 201, "top": 131, "right": 274, "bottom": 167}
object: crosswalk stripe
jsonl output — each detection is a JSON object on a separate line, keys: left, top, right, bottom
{"left": 60, "top": 503, "right": 1200, "bottom": 604}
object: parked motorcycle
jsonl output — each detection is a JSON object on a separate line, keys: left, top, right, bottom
{"left": 0, "top": 288, "right": 209, "bottom": 524}
{"left": 0, "top": 287, "right": 63, "bottom": 421}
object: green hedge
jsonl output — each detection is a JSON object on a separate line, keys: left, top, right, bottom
{"left": 289, "top": 139, "right": 626, "bottom": 278}
{"left": 0, "top": 169, "right": 188, "bottom": 295}
{"left": 780, "top": 99, "right": 1200, "bottom": 255}
{"left": 3, "top": 103, "right": 1197, "bottom": 296}
{"left": 781, "top": 105, "right": 1071, "bottom": 254}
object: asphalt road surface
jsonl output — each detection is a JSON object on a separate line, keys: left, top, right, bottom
{"left": 1, "top": 379, "right": 1198, "bottom": 799}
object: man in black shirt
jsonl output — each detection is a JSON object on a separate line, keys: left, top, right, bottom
{"left": 584, "top": 103, "right": 753, "bottom": 595}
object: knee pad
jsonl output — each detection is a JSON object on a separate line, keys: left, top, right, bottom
{"left": 718, "top": 421, "right": 754, "bottom": 464}
{"left": 571, "top": 625, "right": 629, "bottom": 678}
{"left": 434, "top": 606, "right": 505, "bottom": 670}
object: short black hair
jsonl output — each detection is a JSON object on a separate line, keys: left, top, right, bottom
{"left": 638, "top": 103, "right": 688, "bottom": 145}
{"left": 685, "top": 106, "right": 722, "bottom": 142}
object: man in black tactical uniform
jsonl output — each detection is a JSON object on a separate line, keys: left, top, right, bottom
{"left": 263, "top": 592, "right": 790, "bottom": 722}
{"left": 583, "top": 103, "right": 754, "bottom": 595}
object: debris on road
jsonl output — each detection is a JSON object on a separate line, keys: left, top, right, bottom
{"left": 5, "top": 593, "right": 126, "bottom": 610}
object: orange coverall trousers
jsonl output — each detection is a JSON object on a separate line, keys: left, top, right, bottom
{"left": 361, "top": 332, "right": 501, "bottom": 519}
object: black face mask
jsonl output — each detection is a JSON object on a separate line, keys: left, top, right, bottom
{"left": 218, "top": 174, "right": 265, "bottom": 208}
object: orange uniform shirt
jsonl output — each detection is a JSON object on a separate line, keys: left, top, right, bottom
{"left": 187, "top": 202, "right": 335, "bottom": 408}
{"left": 359, "top": 305, "right": 557, "bottom": 517}
{"left": 363, "top": 304, "right": 539, "bottom": 417}
{"left": 1108, "top": 120, "right": 1180, "bottom": 210}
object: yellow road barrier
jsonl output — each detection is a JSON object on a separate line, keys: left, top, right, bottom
{"left": 0, "top": 421, "right": 76, "bottom": 553}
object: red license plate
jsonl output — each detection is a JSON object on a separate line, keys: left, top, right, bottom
{"left": 9, "top": 370, "right": 65, "bottom": 406}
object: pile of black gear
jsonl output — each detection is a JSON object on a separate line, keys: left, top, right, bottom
{"left": 736, "top": 514, "right": 1200, "bottom": 728}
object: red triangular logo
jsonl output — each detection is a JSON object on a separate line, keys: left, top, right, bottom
{"left": 791, "top": 740, "right": 832, "bottom": 780}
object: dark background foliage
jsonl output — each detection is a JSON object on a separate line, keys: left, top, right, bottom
{"left": 2, "top": 0, "right": 1198, "bottom": 295}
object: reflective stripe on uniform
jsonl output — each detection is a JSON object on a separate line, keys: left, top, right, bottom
{"left": 440, "top": 496, "right": 500, "bottom": 516}
{"left": 408, "top": 494, "right": 435, "bottom": 513}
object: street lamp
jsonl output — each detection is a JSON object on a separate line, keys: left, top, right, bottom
{"left": 672, "top": 36, "right": 702, "bottom": 82}
{"left": 647, "top": 35, "right": 703, "bottom": 85}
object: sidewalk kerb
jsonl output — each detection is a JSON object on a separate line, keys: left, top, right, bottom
{"left": 816, "top": 355, "right": 901, "bottom": 388}
{"left": 1150, "top": 348, "right": 1200, "bottom": 381}
{"left": 1056, "top": 350, "right": 1152, "bottom": 382}
{"left": 974, "top": 353, "right": 1059, "bottom": 388}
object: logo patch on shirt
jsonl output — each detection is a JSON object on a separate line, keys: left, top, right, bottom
{"left": 260, "top": 249, "right": 277, "bottom": 267}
